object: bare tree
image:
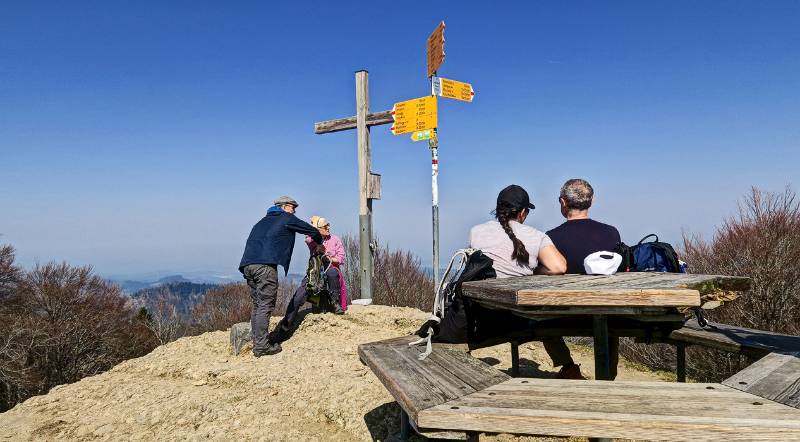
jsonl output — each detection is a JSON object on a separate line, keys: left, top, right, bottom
{"left": 0, "top": 244, "right": 21, "bottom": 299}
{"left": 190, "top": 283, "right": 251, "bottom": 333}
{"left": 144, "top": 288, "right": 186, "bottom": 345}
{"left": 340, "top": 234, "right": 434, "bottom": 311}
{"left": 0, "top": 259, "right": 157, "bottom": 411}
{"left": 620, "top": 186, "right": 800, "bottom": 380}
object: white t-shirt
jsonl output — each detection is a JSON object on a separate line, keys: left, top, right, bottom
{"left": 469, "top": 220, "right": 554, "bottom": 278}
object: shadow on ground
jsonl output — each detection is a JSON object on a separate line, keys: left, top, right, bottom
{"left": 478, "top": 356, "right": 555, "bottom": 378}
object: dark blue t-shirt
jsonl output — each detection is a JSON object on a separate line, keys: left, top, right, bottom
{"left": 546, "top": 219, "right": 621, "bottom": 274}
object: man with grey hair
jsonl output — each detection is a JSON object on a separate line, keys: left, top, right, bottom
{"left": 239, "top": 196, "right": 324, "bottom": 357}
{"left": 547, "top": 179, "right": 621, "bottom": 274}
{"left": 547, "top": 178, "right": 622, "bottom": 378}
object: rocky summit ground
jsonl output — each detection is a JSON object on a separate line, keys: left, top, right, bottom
{"left": 0, "top": 305, "right": 670, "bottom": 441}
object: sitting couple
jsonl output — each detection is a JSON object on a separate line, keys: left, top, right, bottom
{"left": 239, "top": 196, "right": 347, "bottom": 357}
{"left": 470, "top": 179, "right": 621, "bottom": 379}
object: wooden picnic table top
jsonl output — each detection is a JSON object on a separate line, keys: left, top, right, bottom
{"left": 461, "top": 273, "right": 750, "bottom": 312}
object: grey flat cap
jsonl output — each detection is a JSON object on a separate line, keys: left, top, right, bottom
{"left": 274, "top": 195, "right": 299, "bottom": 207}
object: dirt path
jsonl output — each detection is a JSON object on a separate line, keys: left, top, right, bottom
{"left": 0, "top": 305, "right": 670, "bottom": 441}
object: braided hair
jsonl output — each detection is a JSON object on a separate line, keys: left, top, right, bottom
{"left": 493, "top": 201, "right": 530, "bottom": 266}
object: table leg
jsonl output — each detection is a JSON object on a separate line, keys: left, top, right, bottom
{"left": 592, "top": 315, "right": 611, "bottom": 381}
{"left": 510, "top": 341, "right": 520, "bottom": 377}
{"left": 676, "top": 343, "right": 686, "bottom": 382}
{"left": 399, "top": 408, "right": 412, "bottom": 440}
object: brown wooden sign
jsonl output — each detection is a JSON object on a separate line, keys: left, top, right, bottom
{"left": 426, "top": 21, "right": 445, "bottom": 77}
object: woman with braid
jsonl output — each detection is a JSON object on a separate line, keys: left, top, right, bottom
{"left": 469, "top": 185, "right": 586, "bottom": 379}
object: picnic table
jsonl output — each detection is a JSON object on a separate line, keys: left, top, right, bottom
{"left": 460, "top": 272, "right": 751, "bottom": 380}
{"left": 358, "top": 272, "right": 800, "bottom": 440}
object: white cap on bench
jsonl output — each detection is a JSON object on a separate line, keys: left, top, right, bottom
{"left": 584, "top": 251, "right": 622, "bottom": 275}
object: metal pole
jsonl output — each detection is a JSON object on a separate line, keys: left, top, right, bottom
{"left": 430, "top": 136, "right": 440, "bottom": 292}
{"left": 355, "top": 70, "right": 373, "bottom": 303}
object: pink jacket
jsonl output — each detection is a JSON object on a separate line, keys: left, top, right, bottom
{"left": 305, "top": 234, "right": 348, "bottom": 310}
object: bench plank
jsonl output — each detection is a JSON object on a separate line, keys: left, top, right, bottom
{"left": 669, "top": 319, "right": 800, "bottom": 357}
{"left": 723, "top": 352, "right": 800, "bottom": 409}
{"left": 358, "top": 336, "right": 509, "bottom": 422}
{"left": 418, "top": 378, "right": 800, "bottom": 441}
{"left": 360, "top": 343, "right": 453, "bottom": 420}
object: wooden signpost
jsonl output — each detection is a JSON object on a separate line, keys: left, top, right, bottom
{"left": 313, "top": 21, "right": 474, "bottom": 300}
{"left": 426, "top": 21, "right": 445, "bottom": 78}
{"left": 389, "top": 20, "right": 475, "bottom": 291}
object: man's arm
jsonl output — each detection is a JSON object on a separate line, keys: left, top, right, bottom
{"left": 536, "top": 245, "right": 567, "bottom": 275}
{"left": 286, "top": 215, "right": 324, "bottom": 244}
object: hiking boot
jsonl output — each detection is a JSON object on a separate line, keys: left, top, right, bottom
{"left": 557, "top": 363, "right": 586, "bottom": 380}
{"left": 253, "top": 342, "right": 282, "bottom": 357}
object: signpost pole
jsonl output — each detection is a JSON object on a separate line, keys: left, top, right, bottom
{"left": 355, "top": 70, "right": 373, "bottom": 303}
{"left": 429, "top": 135, "right": 440, "bottom": 292}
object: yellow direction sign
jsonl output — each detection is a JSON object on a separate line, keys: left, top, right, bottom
{"left": 426, "top": 21, "right": 445, "bottom": 78}
{"left": 411, "top": 129, "right": 435, "bottom": 142}
{"left": 432, "top": 77, "right": 475, "bottom": 102}
{"left": 391, "top": 96, "right": 438, "bottom": 135}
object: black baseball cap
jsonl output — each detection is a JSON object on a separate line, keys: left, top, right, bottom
{"left": 497, "top": 184, "right": 536, "bottom": 210}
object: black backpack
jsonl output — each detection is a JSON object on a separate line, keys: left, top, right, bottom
{"left": 415, "top": 250, "right": 529, "bottom": 345}
{"left": 630, "top": 234, "right": 681, "bottom": 273}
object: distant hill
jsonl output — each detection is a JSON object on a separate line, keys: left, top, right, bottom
{"left": 129, "top": 281, "right": 219, "bottom": 316}
{"left": 111, "top": 273, "right": 235, "bottom": 294}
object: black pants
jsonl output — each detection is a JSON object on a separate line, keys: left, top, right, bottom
{"left": 541, "top": 336, "right": 619, "bottom": 378}
{"left": 270, "top": 266, "right": 341, "bottom": 343}
{"left": 242, "top": 264, "right": 278, "bottom": 353}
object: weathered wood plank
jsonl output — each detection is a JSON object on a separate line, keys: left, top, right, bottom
{"left": 515, "top": 289, "right": 700, "bottom": 307}
{"left": 461, "top": 274, "right": 750, "bottom": 309}
{"left": 359, "top": 344, "right": 452, "bottom": 420}
{"left": 422, "top": 346, "right": 511, "bottom": 391}
{"left": 358, "top": 337, "right": 510, "bottom": 422}
{"left": 723, "top": 352, "right": 800, "bottom": 409}
{"left": 390, "top": 345, "right": 477, "bottom": 399}
{"left": 669, "top": 320, "right": 800, "bottom": 357}
{"left": 314, "top": 110, "right": 393, "bottom": 134}
{"left": 418, "top": 379, "right": 800, "bottom": 441}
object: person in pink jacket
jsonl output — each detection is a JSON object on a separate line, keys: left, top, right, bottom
{"left": 305, "top": 216, "right": 348, "bottom": 311}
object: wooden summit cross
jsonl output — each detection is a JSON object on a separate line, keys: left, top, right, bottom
{"left": 313, "top": 70, "right": 390, "bottom": 302}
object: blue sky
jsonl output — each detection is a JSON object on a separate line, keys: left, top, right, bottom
{"left": 2, "top": 1, "right": 798, "bottom": 277}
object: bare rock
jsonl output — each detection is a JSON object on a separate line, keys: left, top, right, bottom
{"left": 229, "top": 322, "right": 251, "bottom": 355}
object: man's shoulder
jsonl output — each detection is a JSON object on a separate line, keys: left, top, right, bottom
{"left": 590, "top": 219, "right": 620, "bottom": 235}
{"left": 546, "top": 221, "right": 569, "bottom": 236}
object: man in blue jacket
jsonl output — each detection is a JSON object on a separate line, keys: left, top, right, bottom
{"left": 239, "top": 196, "right": 324, "bottom": 357}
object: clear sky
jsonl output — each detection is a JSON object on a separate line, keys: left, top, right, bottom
{"left": 2, "top": 1, "right": 798, "bottom": 278}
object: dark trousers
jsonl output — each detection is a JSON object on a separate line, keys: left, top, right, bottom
{"left": 271, "top": 266, "right": 341, "bottom": 343}
{"left": 542, "top": 336, "right": 619, "bottom": 379}
{"left": 242, "top": 264, "right": 278, "bottom": 352}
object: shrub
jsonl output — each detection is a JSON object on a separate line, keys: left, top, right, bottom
{"left": 341, "top": 234, "right": 434, "bottom": 311}
{"left": 190, "top": 283, "right": 251, "bottom": 333}
{"left": 620, "top": 186, "right": 800, "bottom": 380}
{"left": 0, "top": 259, "right": 157, "bottom": 411}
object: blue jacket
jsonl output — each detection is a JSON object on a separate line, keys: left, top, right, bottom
{"left": 239, "top": 206, "right": 324, "bottom": 274}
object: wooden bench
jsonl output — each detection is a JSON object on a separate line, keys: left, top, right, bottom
{"left": 360, "top": 336, "right": 800, "bottom": 441}
{"left": 666, "top": 319, "right": 800, "bottom": 381}
{"left": 359, "top": 336, "right": 508, "bottom": 440}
